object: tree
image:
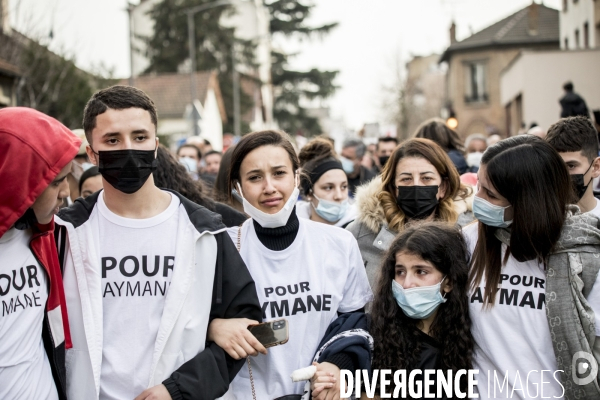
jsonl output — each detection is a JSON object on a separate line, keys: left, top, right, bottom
{"left": 143, "top": 0, "right": 256, "bottom": 133}
{"left": 0, "top": 31, "right": 111, "bottom": 129}
{"left": 144, "top": 0, "right": 339, "bottom": 136}
{"left": 266, "top": 0, "right": 339, "bottom": 136}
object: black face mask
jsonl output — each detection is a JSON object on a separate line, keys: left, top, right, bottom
{"left": 379, "top": 155, "right": 390, "bottom": 168}
{"left": 396, "top": 185, "right": 439, "bottom": 219}
{"left": 571, "top": 162, "right": 594, "bottom": 200}
{"left": 96, "top": 149, "right": 158, "bottom": 194}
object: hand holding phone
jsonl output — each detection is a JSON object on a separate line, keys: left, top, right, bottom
{"left": 248, "top": 318, "right": 289, "bottom": 348}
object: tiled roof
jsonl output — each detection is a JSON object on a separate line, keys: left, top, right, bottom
{"left": 119, "top": 71, "right": 226, "bottom": 121}
{"left": 0, "top": 57, "right": 20, "bottom": 77}
{"left": 441, "top": 3, "right": 559, "bottom": 62}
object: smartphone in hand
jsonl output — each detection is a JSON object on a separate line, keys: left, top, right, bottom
{"left": 248, "top": 319, "right": 289, "bottom": 348}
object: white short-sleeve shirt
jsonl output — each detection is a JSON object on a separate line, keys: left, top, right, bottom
{"left": 226, "top": 218, "right": 372, "bottom": 398}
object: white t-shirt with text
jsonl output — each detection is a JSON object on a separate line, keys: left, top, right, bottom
{"left": 0, "top": 227, "right": 57, "bottom": 400}
{"left": 98, "top": 192, "right": 180, "bottom": 400}
{"left": 463, "top": 223, "right": 564, "bottom": 400}
{"left": 226, "top": 218, "right": 372, "bottom": 399}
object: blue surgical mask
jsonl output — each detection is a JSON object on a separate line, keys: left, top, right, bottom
{"left": 179, "top": 156, "right": 198, "bottom": 173}
{"left": 473, "top": 196, "right": 513, "bottom": 228}
{"left": 340, "top": 157, "right": 355, "bottom": 175}
{"left": 391, "top": 277, "right": 447, "bottom": 320}
{"left": 311, "top": 195, "right": 348, "bottom": 222}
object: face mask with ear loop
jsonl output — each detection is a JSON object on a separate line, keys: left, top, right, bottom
{"left": 91, "top": 145, "right": 158, "bottom": 194}
{"left": 310, "top": 194, "right": 349, "bottom": 223}
{"left": 571, "top": 162, "right": 594, "bottom": 200}
{"left": 391, "top": 276, "right": 448, "bottom": 319}
{"left": 236, "top": 174, "right": 300, "bottom": 228}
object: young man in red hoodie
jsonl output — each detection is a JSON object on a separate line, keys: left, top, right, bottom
{"left": 0, "top": 107, "right": 80, "bottom": 399}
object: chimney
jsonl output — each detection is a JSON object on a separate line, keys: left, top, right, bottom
{"left": 450, "top": 21, "right": 457, "bottom": 44}
{"left": 528, "top": 1, "right": 539, "bottom": 36}
{"left": 0, "top": 0, "right": 11, "bottom": 36}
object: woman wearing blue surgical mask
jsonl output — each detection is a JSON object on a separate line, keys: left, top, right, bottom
{"left": 206, "top": 130, "right": 373, "bottom": 400}
{"left": 296, "top": 138, "right": 357, "bottom": 228}
{"left": 347, "top": 138, "right": 474, "bottom": 289}
{"left": 365, "top": 222, "right": 473, "bottom": 398}
{"left": 465, "top": 135, "right": 600, "bottom": 400}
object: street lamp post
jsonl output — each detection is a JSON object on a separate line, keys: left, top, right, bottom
{"left": 183, "top": 0, "right": 245, "bottom": 137}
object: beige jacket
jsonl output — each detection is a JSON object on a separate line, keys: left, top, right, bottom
{"left": 346, "top": 177, "right": 474, "bottom": 289}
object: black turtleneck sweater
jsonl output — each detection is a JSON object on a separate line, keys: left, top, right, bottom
{"left": 252, "top": 206, "right": 299, "bottom": 251}
{"left": 253, "top": 207, "right": 358, "bottom": 370}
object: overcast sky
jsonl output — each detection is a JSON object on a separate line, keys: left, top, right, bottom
{"left": 9, "top": 0, "right": 561, "bottom": 130}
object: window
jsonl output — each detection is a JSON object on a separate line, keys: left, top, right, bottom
{"left": 584, "top": 22, "right": 589, "bottom": 48}
{"left": 563, "top": 0, "right": 568, "bottom": 11}
{"left": 565, "top": 37, "right": 569, "bottom": 49}
{"left": 575, "top": 29, "right": 580, "bottom": 48}
{"left": 464, "top": 61, "right": 488, "bottom": 103}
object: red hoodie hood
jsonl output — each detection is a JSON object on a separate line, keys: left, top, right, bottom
{"left": 0, "top": 107, "right": 81, "bottom": 238}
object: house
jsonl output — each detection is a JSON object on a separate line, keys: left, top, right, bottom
{"left": 560, "top": 0, "right": 600, "bottom": 49}
{"left": 440, "top": 2, "right": 560, "bottom": 137}
{"left": 501, "top": 1, "right": 600, "bottom": 135}
{"left": 501, "top": 49, "right": 600, "bottom": 134}
{"left": 128, "top": 0, "right": 273, "bottom": 129}
{"left": 120, "top": 71, "right": 227, "bottom": 150}
{"left": 404, "top": 54, "right": 446, "bottom": 138}
{"left": 0, "top": 56, "right": 20, "bottom": 107}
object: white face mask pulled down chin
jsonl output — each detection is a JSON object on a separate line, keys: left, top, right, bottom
{"left": 237, "top": 179, "right": 300, "bottom": 228}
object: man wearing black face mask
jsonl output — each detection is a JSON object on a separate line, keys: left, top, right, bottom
{"left": 546, "top": 116, "right": 600, "bottom": 218}
{"left": 372, "top": 136, "right": 398, "bottom": 174}
{"left": 54, "top": 86, "right": 261, "bottom": 400}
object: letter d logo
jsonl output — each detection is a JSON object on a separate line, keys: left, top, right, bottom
{"left": 572, "top": 351, "right": 598, "bottom": 386}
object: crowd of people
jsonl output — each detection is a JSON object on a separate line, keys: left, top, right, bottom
{"left": 1, "top": 83, "right": 600, "bottom": 400}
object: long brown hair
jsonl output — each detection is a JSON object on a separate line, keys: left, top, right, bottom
{"left": 371, "top": 222, "right": 473, "bottom": 382}
{"left": 469, "top": 135, "right": 573, "bottom": 306}
{"left": 378, "top": 138, "right": 471, "bottom": 232}
{"left": 413, "top": 118, "right": 465, "bottom": 153}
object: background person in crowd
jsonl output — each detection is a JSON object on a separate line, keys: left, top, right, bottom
{"left": 203, "top": 150, "right": 222, "bottom": 176}
{"left": 297, "top": 137, "right": 357, "bottom": 228}
{"left": 367, "top": 222, "right": 473, "bottom": 399}
{"left": 347, "top": 138, "right": 474, "bottom": 288}
{"left": 372, "top": 136, "right": 399, "bottom": 174}
{"left": 55, "top": 85, "right": 262, "bottom": 400}
{"left": 67, "top": 129, "right": 94, "bottom": 203}
{"left": 465, "top": 133, "right": 487, "bottom": 154}
{"left": 466, "top": 135, "right": 600, "bottom": 399}
{"left": 546, "top": 116, "right": 600, "bottom": 371}
{"left": 153, "top": 145, "right": 246, "bottom": 227}
{"left": 527, "top": 125, "right": 546, "bottom": 139}
{"left": 341, "top": 138, "right": 376, "bottom": 197}
{"left": 486, "top": 134, "right": 502, "bottom": 147}
{"left": 207, "top": 130, "right": 372, "bottom": 400}
{"left": 186, "top": 136, "right": 213, "bottom": 156}
{"left": 176, "top": 143, "right": 202, "bottom": 180}
{"left": 79, "top": 166, "right": 103, "bottom": 199}
{"left": 560, "top": 81, "right": 589, "bottom": 118}
{"left": 546, "top": 116, "right": 600, "bottom": 217}
{"left": 464, "top": 133, "right": 487, "bottom": 173}
{"left": 0, "top": 107, "right": 80, "bottom": 400}
{"left": 413, "top": 118, "right": 469, "bottom": 175}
